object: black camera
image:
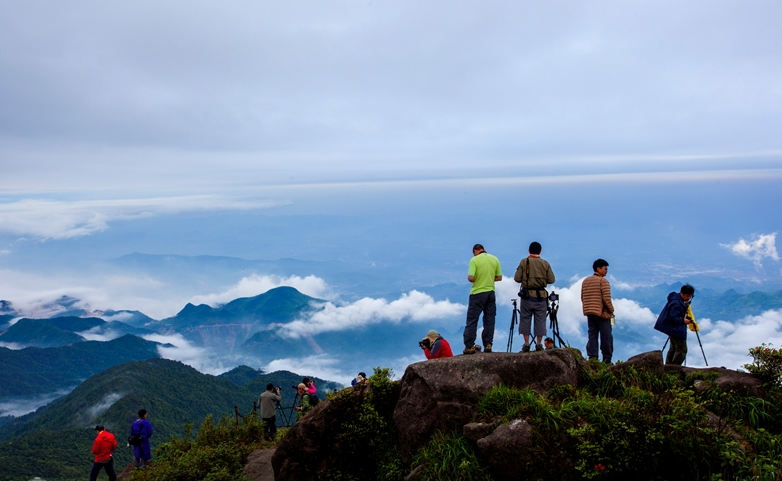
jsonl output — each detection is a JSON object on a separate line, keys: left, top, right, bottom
{"left": 418, "top": 338, "right": 431, "bottom": 349}
{"left": 549, "top": 292, "right": 559, "bottom": 302}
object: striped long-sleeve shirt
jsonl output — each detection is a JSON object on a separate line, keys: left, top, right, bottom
{"left": 581, "top": 274, "right": 614, "bottom": 319}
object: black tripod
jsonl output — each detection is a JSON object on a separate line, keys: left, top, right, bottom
{"left": 506, "top": 298, "right": 520, "bottom": 352}
{"left": 548, "top": 291, "right": 561, "bottom": 347}
{"left": 275, "top": 388, "right": 300, "bottom": 428}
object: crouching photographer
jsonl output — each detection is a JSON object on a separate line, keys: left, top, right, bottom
{"left": 419, "top": 330, "right": 454, "bottom": 359}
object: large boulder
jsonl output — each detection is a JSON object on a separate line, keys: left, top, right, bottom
{"left": 679, "top": 366, "right": 765, "bottom": 397}
{"left": 394, "top": 350, "right": 580, "bottom": 463}
{"left": 475, "top": 419, "right": 534, "bottom": 481}
{"left": 610, "top": 350, "right": 665, "bottom": 375}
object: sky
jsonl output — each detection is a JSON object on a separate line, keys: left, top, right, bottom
{"left": 1, "top": 1, "right": 782, "bottom": 387}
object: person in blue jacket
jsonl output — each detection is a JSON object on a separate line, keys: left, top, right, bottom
{"left": 654, "top": 284, "right": 695, "bottom": 365}
{"left": 130, "top": 409, "right": 154, "bottom": 467}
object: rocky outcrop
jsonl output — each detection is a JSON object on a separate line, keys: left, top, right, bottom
{"left": 270, "top": 349, "right": 765, "bottom": 481}
{"left": 394, "top": 349, "right": 580, "bottom": 463}
{"left": 244, "top": 448, "right": 276, "bottom": 481}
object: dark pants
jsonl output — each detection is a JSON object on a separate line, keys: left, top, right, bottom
{"left": 464, "top": 291, "right": 496, "bottom": 348}
{"left": 586, "top": 315, "right": 613, "bottom": 362}
{"left": 666, "top": 337, "right": 688, "bottom": 365}
{"left": 90, "top": 457, "right": 117, "bottom": 481}
{"left": 263, "top": 415, "right": 277, "bottom": 440}
{"left": 519, "top": 297, "right": 548, "bottom": 337}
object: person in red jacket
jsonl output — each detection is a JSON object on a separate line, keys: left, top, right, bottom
{"left": 89, "top": 424, "right": 118, "bottom": 481}
{"left": 420, "top": 330, "right": 454, "bottom": 359}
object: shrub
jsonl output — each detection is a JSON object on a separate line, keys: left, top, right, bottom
{"left": 744, "top": 344, "right": 782, "bottom": 390}
{"left": 411, "top": 431, "right": 491, "bottom": 481}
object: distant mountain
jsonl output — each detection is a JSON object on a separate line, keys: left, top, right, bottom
{"left": 152, "top": 286, "right": 324, "bottom": 354}
{"left": 0, "top": 318, "right": 87, "bottom": 348}
{"left": 0, "top": 334, "right": 162, "bottom": 399}
{"left": 163, "top": 286, "right": 321, "bottom": 329}
{"left": 218, "top": 366, "right": 342, "bottom": 393}
{"left": 618, "top": 284, "right": 782, "bottom": 321}
{"left": 0, "top": 358, "right": 340, "bottom": 481}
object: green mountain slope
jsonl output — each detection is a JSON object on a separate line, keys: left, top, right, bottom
{"left": 0, "top": 334, "right": 162, "bottom": 399}
{"left": 0, "top": 318, "right": 87, "bottom": 348}
{"left": 0, "top": 359, "right": 337, "bottom": 481}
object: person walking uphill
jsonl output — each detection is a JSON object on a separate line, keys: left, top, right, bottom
{"left": 130, "top": 409, "right": 153, "bottom": 468}
{"left": 654, "top": 284, "right": 695, "bottom": 365}
{"left": 514, "top": 241, "right": 556, "bottom": 352}
{"left": 581, "top": 259, "right": 615, "bottom": 363}
{"left": 89, "top": 425, "right": 118, "bottom": 481}
{"left": 464, "top": 244, "right": 502, "bottom": 354}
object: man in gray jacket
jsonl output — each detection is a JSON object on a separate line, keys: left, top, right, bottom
{"left": 514, "top": 241, "right": 556, "bottom": 352}
{"left": 259, "top": 383, "right": 282, "bottom": 441}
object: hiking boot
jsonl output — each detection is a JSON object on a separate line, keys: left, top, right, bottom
{"left": 521, "top": 344, "right": 530, "bottom": 353}
{"left": 484, "top": 343, "right": 492, "bottom": 353}
{"left": 535, "top": 344, "right": 544, "bottom": 352}
{"left": 463, "top": 346, "right": 477, "bottom": 355}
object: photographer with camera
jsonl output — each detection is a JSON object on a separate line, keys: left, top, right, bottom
{"left": 259, "top": 383, "right": 282, "bottom": 441}
{"left": 514, "top": 241, "right": 556, "bottom": 352}
{"left": 419, "top": 330, "right": 453, "bottom": 359}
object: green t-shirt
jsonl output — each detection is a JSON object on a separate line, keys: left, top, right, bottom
{"left": 468, "top": 252, "right": 502, "bottom": 295}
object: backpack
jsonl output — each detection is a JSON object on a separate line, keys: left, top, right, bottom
{"left": 128, "top": 419, "right": 143, "bottom": 446}
{"left": 309, "top": 393, "right": 320, "bottom": 407}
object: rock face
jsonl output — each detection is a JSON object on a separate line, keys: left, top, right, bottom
{"left": 394, "top": 349, "right": 580, "bottom": 463}
{"left": 270, "top": 350, "right": 766, "bottom": 481}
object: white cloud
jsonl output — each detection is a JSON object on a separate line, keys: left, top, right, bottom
{"left": 0, "top": 196, "right": 285, "bottom": 240}
{"left": 142, "top": 333, "right": 227, "bottom": 375}
{"left": 263, "top": 354, "right": 355, "bottom": 386}
{"left": 77, "top": 327, "right": 125, "bottom": 342}
{"left": 278, "top": 290, "right": 465, "bottom": 338}
{"left": 189, "top": 274, "right": 333, "bottom": 307}
{"left": 0, "top": 389, "right": 75, "bottom": 417}
{"left": 82, "top": 392, "right": 125, "bottom": 423}
{"left": 721, "top": 233, "right": 780, "bottom": 268}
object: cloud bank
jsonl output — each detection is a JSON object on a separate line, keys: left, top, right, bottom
{"left": 278, "top": 290, "right": 465, "bottom": 338}
{"left": 0, "top": 196, "right": 284, "bottom": 240}
{"left": 721, "top": 233, "right": 780, "bottom": 268}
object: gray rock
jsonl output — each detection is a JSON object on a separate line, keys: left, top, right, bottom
{"left": 610, "top": 350, "right": 664, "bottom": 375}
{"left": 394, "top": 350, "right": 579, "bottom": 462}
{"left": 671, "top": 366, "right": 764, "bottom": 397}
{"left": 244, "top": 448, "right": 276, "bottom": 481}
{"left": 476, "top": 419, "right": 534, "bottom": 481}
{"left": 404, "top": 464, "right": 425, "bottom": 481}
{"left": 463, "top": 418, "right": 501, "bottom": 441}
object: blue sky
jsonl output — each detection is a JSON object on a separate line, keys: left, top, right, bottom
{"left": 1, "top": 1, "right": 781, "bottom": 381}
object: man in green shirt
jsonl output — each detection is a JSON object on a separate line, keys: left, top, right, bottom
{"left": 464, "top": 244, "right": 503, "bottom": 354}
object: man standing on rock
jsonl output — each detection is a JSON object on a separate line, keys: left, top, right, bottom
{"left": 514, "top": 241, "right": 556, "bottom": 352}
{"left": 130, "top": 409, "right": 154, "bottom": 468}
{"left": 654, "top": 284, "right": 695, "bottom": 365}
{"left": 581, "top": 259, "right": 614, "bottom": 363}
{"left": 90, "top": 425, "right": 118, "bottom": 481}
{"left": 464, "top": 244, "right": 502, "bottom": 355}
{"left": 259, "top": 383, "right": 282, "bottom": 441}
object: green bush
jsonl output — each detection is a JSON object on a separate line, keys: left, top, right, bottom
{"left": 127, "top": 412, "right": 272, "bottom": 481}
{"left": 411, "top": 431, "right": 491, "bottom": 481}
{"left": 744, "top": 344, "right": 782, "bottom": 390}
{"left": 321, "top": 367, "right": 404, "bottom": 481}
{"left": 467, "top": 359, "right": 782, "bottom": 481}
